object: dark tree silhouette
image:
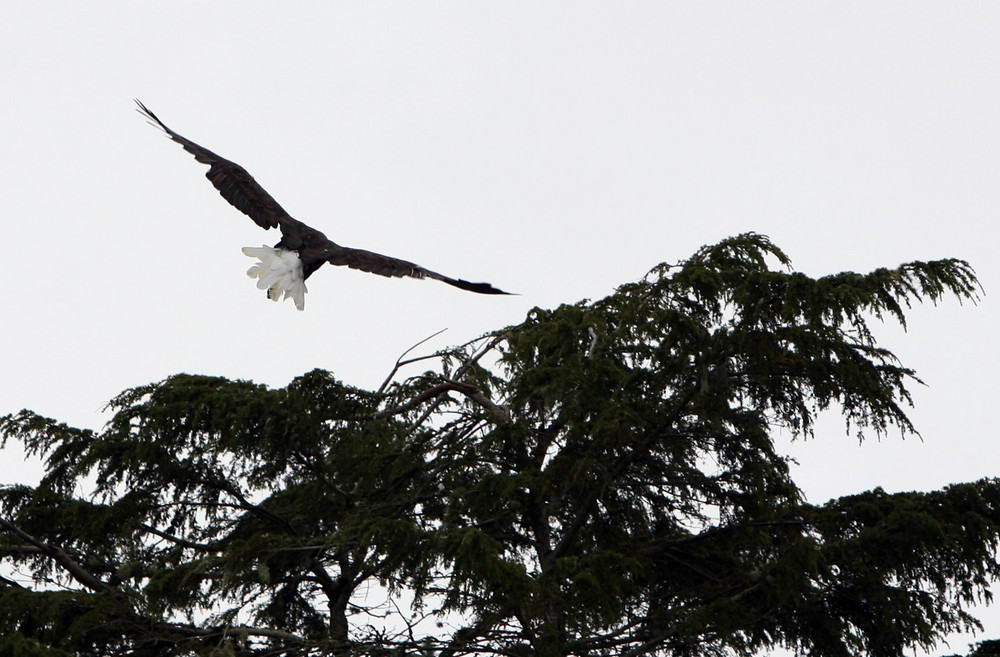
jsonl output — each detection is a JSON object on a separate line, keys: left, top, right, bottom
{"left": 2, "top": 233, "right": 996, "bottom": 657}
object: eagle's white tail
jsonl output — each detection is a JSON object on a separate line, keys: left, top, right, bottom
{"left": 242, "top": 246, "right": 307, "bottom": 311}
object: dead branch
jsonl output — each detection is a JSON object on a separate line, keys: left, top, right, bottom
{"left": 377, "top": 328, "right": 448, "bottom": 394}
{"left": 380, "top": 380, "right": 509, "bottom": 424}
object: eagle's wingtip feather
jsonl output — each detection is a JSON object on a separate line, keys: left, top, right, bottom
{"left": 452, "top": 279, "right": 514, "bottom": 295}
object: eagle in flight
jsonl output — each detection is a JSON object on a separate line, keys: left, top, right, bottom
{"left": 136, "top": 100, "right": 510, "bottom": 310}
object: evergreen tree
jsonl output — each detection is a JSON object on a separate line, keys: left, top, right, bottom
{"left": 2, "top": 233, "right": 996, "bottom": 657}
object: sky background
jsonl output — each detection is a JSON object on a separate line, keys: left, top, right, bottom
{"left": 2, "top": 3, "right": 998, "bottom": 654}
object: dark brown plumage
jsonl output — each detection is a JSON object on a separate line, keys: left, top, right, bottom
{"left": 136, "top": 100, "right": 510, "bottom": 308}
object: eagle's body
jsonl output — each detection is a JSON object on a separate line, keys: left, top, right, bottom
{"left": 136, "top": 100, "right": 510, "bottom": 309}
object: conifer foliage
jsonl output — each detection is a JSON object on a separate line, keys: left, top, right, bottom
{"left": 2, "top": 233, "right": 997, "bottom": 656}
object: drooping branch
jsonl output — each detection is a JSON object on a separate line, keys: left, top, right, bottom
{"left": 0, "top": 516, "right": 111, "bottom": 593}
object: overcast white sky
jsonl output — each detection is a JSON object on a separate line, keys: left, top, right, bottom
{"left": 2, "top": 3, "right": 998, "bottom": 654}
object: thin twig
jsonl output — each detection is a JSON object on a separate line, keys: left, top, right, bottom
{"left": 377, "top": 328, "right": 449, "bottom": 394}
{"left": 453, "top": 333, "right": 506, "bottom": 382}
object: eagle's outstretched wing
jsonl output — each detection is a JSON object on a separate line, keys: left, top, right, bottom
{"left": 138, "top": 100, "right": 512, "bottom": 299}
{"left": 135, "top": 100, "right": 319, "bottom": 244}
{"left": 322, "top": 245, "right": 510, "bottom": 294}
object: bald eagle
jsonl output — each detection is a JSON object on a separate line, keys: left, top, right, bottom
{"left": 136, "top": 100, "right": 510, "bottom": 310}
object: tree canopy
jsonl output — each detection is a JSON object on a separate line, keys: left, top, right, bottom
{"left": 1, "top": 233, "right": 996, "bottom": 657}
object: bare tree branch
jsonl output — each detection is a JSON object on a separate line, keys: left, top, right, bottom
{"left": 586, "top": 326, "right": 599, "bottom": 359}
{"left": 377, "top": 327, "right": 449, "bottom": 394}
{"left": 380, "top": 380, "right": 509, "bottom": 423}
{"left": 405, "top": 333, "right": 509, "bottom": 430}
